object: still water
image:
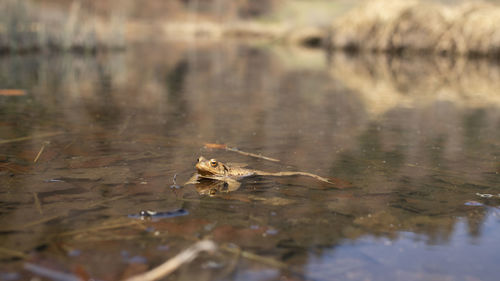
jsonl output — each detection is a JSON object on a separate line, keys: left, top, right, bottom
{"left": 0, "top": 42, "right": 499, "bottom": 280}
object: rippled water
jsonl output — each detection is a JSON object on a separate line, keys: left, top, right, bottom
{"left": 0, "top": 43, "right": 499, "bottom": 280}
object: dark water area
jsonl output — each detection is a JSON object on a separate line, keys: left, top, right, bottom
{"left": 0, "top": 42, "right": 499, "bottom": 281}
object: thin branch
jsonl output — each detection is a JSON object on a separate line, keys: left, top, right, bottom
{"left": 0, "top": 132, "right": 64, "bottom": 145}
{"left": 33, "top": 141, "right": 50, "bottom": 163}
{"left": 204, "top": 143, "right": 280, "bottom": 162}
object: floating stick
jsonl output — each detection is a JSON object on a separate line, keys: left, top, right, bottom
{"left": 124, "top": 240, "right": 216, "bottom": 281}
{"left": 204, "top": 143, "right": 280, "bottom": 162}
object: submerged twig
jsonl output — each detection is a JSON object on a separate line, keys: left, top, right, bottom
{"left": 204, "top": 143, "right": 280, "bottom": 162}
{"left": 176, "top": 197, "right": 246, "bottom": 205}
{"left": 170, "top": 174, "right": 181, "bottom": 189}
{"left": 24, "top": 263, "right": 80, "bottom": 281}
{"left": 218, "top": 245, "right": 241, "bottom": 278}
{"left": 33, "top": 141, "right": 50, "bottom": 163}
{"left": 0, "top": 163, "right": 29, "bottom": 174}
{"left": 58, "top": 219, "right": 141, "bottom": 237}
{"left": 33, "top": 192, "right": 43, "bottom": 214}
{"left": 0, "top": 132, "right": 64, "bottom": 145}
{"left": 86, "top": 194, "right": 128, "bottom": 208}
{"left": 62, "top": 139, "right": 76, "bottom": 150}
{"left": 21, "top": 211, "right": 70, "bottom": 229}
{"left": 221, "top": 244, "right": 288, "bottom": 269}
{"left": 0, "top": 247, "right": 27, "bottom": 259}
{"left": 0, "top": 195, "right": 132, "bottom": 232}
{"left": 123, "top": 240, "right": 217, "bottom": 281}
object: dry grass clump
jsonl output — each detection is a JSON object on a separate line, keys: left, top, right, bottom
{"left": 330, "top": 0, "right": 500, "bottom": 57}
{"left": 328, "top": 53, "right": 500, "bottom": 116}
{"left": 0, "top": 0, "right": 125, "bottom": 53}
{"left": 438, "top": 3, "right": 500, "bottom": 56}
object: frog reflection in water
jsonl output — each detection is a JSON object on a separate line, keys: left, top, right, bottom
{"left": 186, "top": 156, "right": 334, "bottom": 195}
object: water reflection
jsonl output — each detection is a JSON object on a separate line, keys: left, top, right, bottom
{"left": 308, "top": 212, "right": 500, "bottom": 281}
{"left": 0, "top": 43, "right": 499, "bottom": 280}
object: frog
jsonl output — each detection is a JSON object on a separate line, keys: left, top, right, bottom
{"left": 185, "top": 156, "right": 335, "bottom": 193}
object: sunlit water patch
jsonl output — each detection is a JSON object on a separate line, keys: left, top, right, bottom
{"left": 307, "top": 208, "right": 500, "bottom": 281}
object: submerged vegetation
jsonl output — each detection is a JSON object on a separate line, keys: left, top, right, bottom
{"left": 0, "top": 0, "right": 126, "bottom": 53}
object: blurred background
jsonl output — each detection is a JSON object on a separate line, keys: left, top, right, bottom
{"left": 0, "top": 0, "right": 351, "bottom": 52}
{"left": 4, "top": 0, "right": 500, "bottom": 54}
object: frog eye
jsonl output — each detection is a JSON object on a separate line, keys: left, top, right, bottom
{"left": 210, "top": 160, "right": 218, "bottom": 167}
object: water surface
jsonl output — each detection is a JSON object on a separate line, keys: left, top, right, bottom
{"left": 0, "top": 43, "right": 499, "bottom": 280}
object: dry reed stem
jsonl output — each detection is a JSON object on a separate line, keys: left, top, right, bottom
{"left": 33, "top": 141, "right": 49, "bottom": 163}
{"left": 57, "top": 219, "right": 142, "bottom": 237}
{"left": 0, "top": 132, "right": 64, "bottom": 145}
{"left": 123, "top": 240, "right": 217, "bottom": 281}
{"left": 21, "top": 211, "right": 70, "bottom": 229}
{"left": 204, "top": 143, "right": 280, "bottom": 162}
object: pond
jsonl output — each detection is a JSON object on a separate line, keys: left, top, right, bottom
{"left": 0, "top": 42, "right": 499, "bottom": 281}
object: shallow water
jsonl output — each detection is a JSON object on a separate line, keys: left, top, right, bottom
{"left": 0, "top": 43, "right": 499, "bottom": 281}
